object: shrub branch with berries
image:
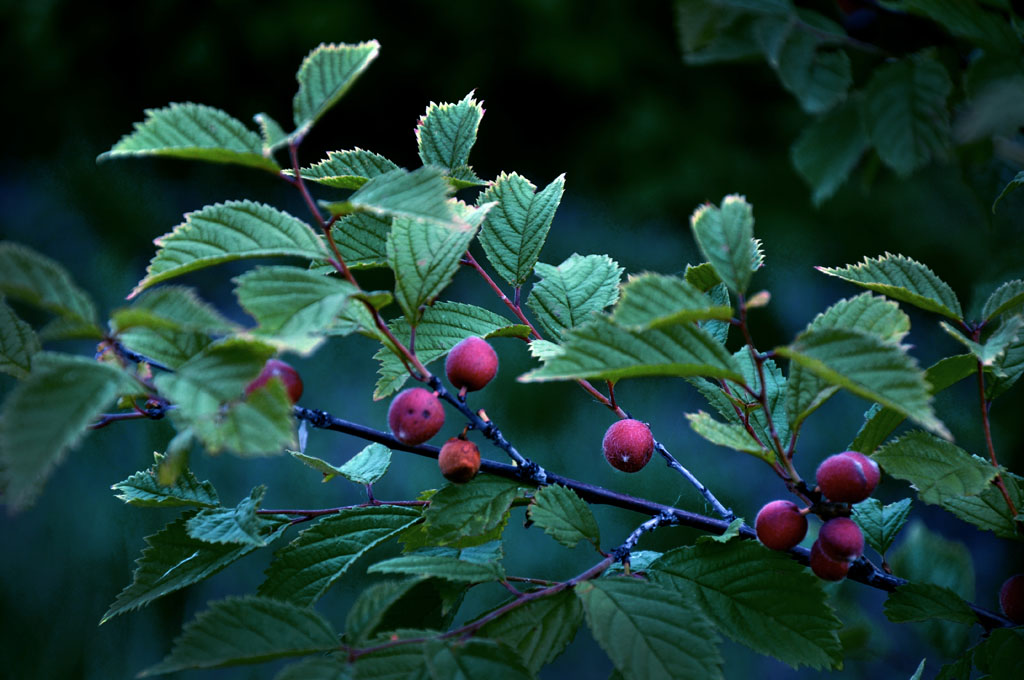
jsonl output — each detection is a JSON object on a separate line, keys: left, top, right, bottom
{"left": 0, "top": 40, "right": 1022, "bottom": 679}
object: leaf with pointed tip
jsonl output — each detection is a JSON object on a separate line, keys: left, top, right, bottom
{"left": 612, "top": 273, "right": 732, "bottom": 330}
{"left": 132, "top": 201, "right": 328, "bottom": 297}
{"left": 987, "top": 334, "right": 1024, "bottom": 399}
{"left": 111, "top": 286, "right": 236, "bottom": 334}
{"left": 344, "top": 579, "right": 427, "bottom": 644}
{"left": 99, "top": 102, "right": 280, "bottom": 172}
{"left": 324, "top": 167, "right": 454, "bottom": 225}
{"left": 690, "top": 194, "right": 757, "bottom": 296}
{"left": 791, "top": 97, "right": 867, "bottom": 205}
{"left": 477, "top": 172, "right": 565, "bottom": 286}
{"left": 0, "top": 242, "right": 99, "bottom": 335}
{"left": 774, "top": 26, "right": 851, "bottom": 114}
{"left": 421, "top": 476, "right": 522, "bottom": 546}
{"left": 522, "top": 315, "right": 741, "bottom": 383}
{"left": 818, "top": 253, "right": 962, "bottom": 320}
{"left": 993, "top": 171, "right": 1024, "bottom": 213}
{"left": 417, "top": 92, "right": 484, "bottom": 181}
{"left": 527, "top": 484, "right": 601, "bottom": 550}
{"left": 726, "top": 347, "right": 790, "bottom": 454}
{"left": 368, "top": 543, "right": 505, "bottom": 583}
{"left": 873, "top": 431, "right": 997, "bottom": 505}
{"left": 577, "top": 577, "right": 724, "bottom": 680}
{"left": 117, "top": 326, "right": 212, "bottom": 370}
{"left": 330, "top": 212, "right": 391, "bottom": 269}
{"left": 0, "top": 353, "right": 131, "bottom": 510}
{"left": 112, "top": 453, "right": 219, "bottom": 508}
{"left": 982, "top": 280, "right": 1024, "bottom": 321}
{"left": 253, "top": 112, "right": 288, "bottom": 155}
{"left": 888, "top": 0, "right": 1019, "bottom": 53}
{"left": 685, "top": 411, "right": 774, "bottom": 464}
{"left": 940, "top": 315, "right": 1023, "bottom": 369}
{"left": 186, "top": 485, "right": 281, "bottom": 547}
{"left": 258, "top": 505, "right": 422, "bottom": 606}
{"left": 649, "top": 540, "right": 843, "bottom": 670}
{"left": 140, "top": 595, "right": 339, "bottom": 676}
{"left": 292, "top": 41, "right": 380, "bottom": 132}
{"left": 0, "top": 299, "right": 38, "bottom": 378}
{"left": 940, "top": 471, "right": 1024, "bottom": 541}
{"left": 884, "top": 582, "right": 977, "bottom": 625}
{"left": 851, "top": 497, "right": 912, "bottom": 557}
{"left": 527, "top": 253, "right": 622, "bottom": 339}
{"left": 336, "top": 443, "right": 392, "bottom": 484}
{"left": 290, "top": 148, "right": 399, "bottom": 189}
{"left": 477, "top": 589, "right": 583, "bottom": 675}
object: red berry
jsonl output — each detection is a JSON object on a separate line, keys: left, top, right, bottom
{"left": 388, "top": 388, "right": 445, "bottom": 445}
{"left": 816, "top": 451, "right": 880, "bottom": 503}
{"left": 245, "top": 358, "right": 303, "bottom": 403}
{"left": 445, "top": 336, "right": 499, "bottom": 392}
{"left": 1000, "top": 574, "right": 1024, "bottom": 624}
{"left": 755, "top": 500, "right": 808, "bottom": 551}
{"left": 602, "top": 419, "right": 654, "bottom": 473}
{"left": 438, "top": 438, "right": 481, "bottom": 484}
{"left": 809, "top": 540, "right": 851, "bottom": 581}
{"left": 818, "top": 517, "right": 864, "bottom": 562}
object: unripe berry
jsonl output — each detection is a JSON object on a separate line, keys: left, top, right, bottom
{"left": 999, "top": 574, "right": 1024, "bottom": 624}
{"left": 388, "top": 388, "right": 445, "bottom": 445}
{"left": 246, "top": 358, "right": 303, "bottom": 403}
{"left": 438, "top": 438, "right": 481, "bottom": 484}
{"left": 755, "top": 500, "right": 808, "bottom": 551}
{"left": 809, "top": 540, "right": 850, "bottom": 581}
{"left": 445, "top": 336, "right": 498, "bottom": 392}
{"left": 816, "top": 451, "right": 880, "bottom": 503}
{"left": 602, "top": 419, "right": 654, "bottom": 473}
{"left": 818, "top": 517, "right": 864, "bottom": 562}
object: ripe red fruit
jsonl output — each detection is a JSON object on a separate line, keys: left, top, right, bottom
{"left": 602, "top": 419, "right": 654, "bottom": 473}
{"left": 816, "top": 451, "right": 880, "bottom": 503}
{"left": 388, "top": 387, "right": 445, "bottom": 445}
{"left": 445, "top": 336, "right": 498, "bottom": 392}
{"left": 755, "top": 500, "right": 808, "bottom": 551}
{"left": 809, "top": 540, "right": 851, "bottom": 581}
{"left": 245, "top": 358, "right": 304, "bottom": 403}
{"left": 438, "top": 438, "right": 481, "bottom": 484}
{"left": 818, "top": 517, "right": 864, "bottom": 562}
{"left": 999, "top": 574, "right": 1024, "bottom": 624}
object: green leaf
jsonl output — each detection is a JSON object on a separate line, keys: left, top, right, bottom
{"left": 186, "top": 486, "right": 280, "bottom": 547}
{"left": 987, "top": 334, "right": 1024, "bottom": 398}
{"left": 690, "top": 194, "right": 757, "bottom": 296}
{"left": 0, "top": 298, "right": 39, "bottom": 378}
{"left": 649, "top": 540, "right": 843, "bottom": 670}
{"left": 386, "top": 205, "right": 484, "bottom": 322}
{"left": 417, "top": 92, "right": 485, "bottom": 180}
{"left": 420, "top": 639, "right": 533, "bottom": 680}
{"left": 368, "top": 543, "right": 505, "bottom": 583}
{"left": 850, "top": 354, "right": 976, "bottom": 454}
{"left": 290, "top": 451, "right": 347, "bottom": 482}
{"left": 873, "top": 431, "right": 998, "bottom": 504}
{"left": 0, "top": 242, "right": 99, "bottom": 335}
{"left": 292, "top": 41, "right": 380, "bottom": 132}
{"left": 102, "top": 512, "right": 287, "bottom": 624}
{"left": 993, "top": 171, "right": 1024, "bottom": 213}
{"left": 189, "top": 378, "right": 298, "bottom": 456}
{"left": 522, "top": 315, "right": 741, "bottom": 383}
{"left": 132, "top": 201, "right": 328, "bottom": 297}
{"left": 111, "top": 286, "right": 236, "bottom": 334}
{"left": 851, "top": 498, "right": 912, "bottom": 557}
{"left": 373, "top": 301, "right": 528, "bottom": 399}
{"left": 685, "top": 411, "right": 774, "bottom": 464}
{"left": 140, "top": 595, "right": 339, "bottom": 676}
{"left": 612, "top": 273, "right": 733, "bottom": 330}
{"left": 776, "top": 327, "right": 948, "bottom": 438}
{"left": 0, "top": 353, "right": 129, "bottom": 510}
{"left": 274, "top": 656, "right": 352, "bottom": 680}
{"left": 791, "top": 97, "right": 867, "bottom": 205}
{"left": 325, "top": 166, "right": 455, "bottom": 225}
{"left": 940, "top": 471, "right": 1024, "bottom": 541}
{"left": 982, "top": 279, "right": 1024, "bottom": 321}
{"left": 605, "top": 550, "right": 664, "bottom": 573}
{"left": 421, "top": 476, "right": 522, "bottom": 546}
{"left": 941, "top": 315, "right": 1023, "bottom": 369}
{"left": 329, "top": 212, "right": 391, "bottom": 269}
{"left": 477, "top": 172, "right": 566, "bottom": 286}
{"left": 258, "top": 505, "right": 422, "bottom": 606}
{"left": 112, "top": 453, "right": 219, "bottom": 508}
{"left": 291, "top": 148, "right": 399, "bottom": 189}
{"left": 349, "top": 579, "right": 466, "bottom": 641}
{"left": 972, "top": 627, "right": 1024, "bottom": 680}
{"left": 885, "top": 0, "right": 1019, "bottom": 53}
{"left": 576, "top": 577, "right": 723, "bottom": 680}
{"left": 477, "top": 589, "right": 583, "bottom": 675}
{"left": 117, "top": 326, "right": 212, "bottom": 370}
{"left": 527, "top": 253, "right": 623, "bottom": 339}
{"left": 684, "top": 262, "right": 722, "bottom": 292}
{"left": 725, "top": 347, "right": 790, "bottom": 454}
{"left": 910, "top": 659, "right": 926, "bottom": 680}
{"left": 527, "top": 484, "right": 601, "bottom": 549}
{"left": 99, "top": 102, "right": 279, "bottom": 172}
{"left": 345, "top": 579, "right": 427, "bottom": 644}
{"left": 253, "top": 112, "right": 288, "bottom": 155}
{"left": 337, "top": 443, "right": 392, "bottom": 485}
{"left": 864, "top": 55, "right": 952, "bottom": 176}
{"left": 774, "top": 27, "right": 851, "bottom": 114}
{"left": 884, "top": 582, "right": 977, "bottom": 625}
{"left": 818, "top": 253, "right": 962, "bottom": 320}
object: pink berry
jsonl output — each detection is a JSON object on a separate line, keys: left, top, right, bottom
{"left": 809, "top": 540, "right": 851, "bottom": 581}
{"left": 445, "top": 336, "right": 498, "bottom": 392}
{"left": 816, "top": 451, "right": 880, "bottom": 503}
{"left": 388, "top": 388, "right": 445, "bottom": 445}
{"left": 755, "top": 500, "right": 808, "bottom": 551}
{"left": 602, "top": 419, "right": 654, "bottom": 473}
{"left": 1000, "top": 574, "right": 1024, "bottom": 624}
{"left": 245, "top": 358, "right": 303, "bottom": 403}
{"left": 818, "top": 517, "right": 864, "bottom": 562}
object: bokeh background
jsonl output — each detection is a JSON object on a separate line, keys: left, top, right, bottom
{"left": 2, "top": 1, "right": 1023, "bottom": 678}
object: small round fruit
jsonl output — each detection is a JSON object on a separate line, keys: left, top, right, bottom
{"left": 246, "top": 358, "right": 304, "bottom": 403}
{"left": 809, "top": 540, "right": 851, "bottom": 581}
{"left": 388, "top": 388, "right": 445, "bottom": 445}
{"left": 445, "top": 336, "right": 499, "bottom": 392}
{"left": 999, "top": 574, "right": 1024, "bottom": 624}
{"left": 602, "top": 419, "right": 655, "bottom": 473}
{"left": 816, "top": 451, "right": 880, "bottom": 503}
{"left": 818, "top": 517, "right": 865, "bottom": 562}
{"left": 755, "top": 500, "right": 808, "bottom": 551}
{"left": 438, "top": 438, "right": 481, "bottom": 484}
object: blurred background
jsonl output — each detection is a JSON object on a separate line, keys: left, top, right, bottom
{"left": 1, "top": 1, "right": 1022, "bottom": 678}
